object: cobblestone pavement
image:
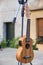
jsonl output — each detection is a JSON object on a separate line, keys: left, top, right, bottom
{"left": 0, "top": 48, "right": 43, "bottom": 65}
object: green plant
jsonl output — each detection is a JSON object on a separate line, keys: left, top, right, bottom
{"left": 35, "top": 38, "right": 42, "bottom": 44}
{"left": 32, "top": 45, "right": 38, "bottom": 50}
{"left": 1, "top": 39, "right": 8, "bottom": 48}
{"left": 9, "top": 37, "right": 20, "bottom": 48}
{"left": 32, "top": 38, "right": 42, "bottom": 50}
{"left": 1, "top": 37, "right": 20, "bottom": 48}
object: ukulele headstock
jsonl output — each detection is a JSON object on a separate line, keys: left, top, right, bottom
{"left": 24, "top": 4, "right": 31, "bottom": 19}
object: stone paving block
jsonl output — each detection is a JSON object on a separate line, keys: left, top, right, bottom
{"left": 0, "top": 48, "right": 43, "bottom": 65}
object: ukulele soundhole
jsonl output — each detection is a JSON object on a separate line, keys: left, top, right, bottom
{"left": 25, "top": 44, "right": 30, "bottom": 49}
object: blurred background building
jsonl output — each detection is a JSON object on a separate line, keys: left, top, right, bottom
{"left": 0, "top": 0, "right": 43, "bottom": 44}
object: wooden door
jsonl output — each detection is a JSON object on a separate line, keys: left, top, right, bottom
{"left": 37, "top": 18, "right": 43, "bottom": 44}
{"left": 37, "top": 18, "right": 43, "bottom": 37}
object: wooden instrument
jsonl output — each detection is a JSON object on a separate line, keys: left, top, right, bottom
{"left": 16, "top": 4, "right": 34, "bottom": 63}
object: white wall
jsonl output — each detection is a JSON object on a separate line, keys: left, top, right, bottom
{"left": 0, "top": 0, "right": 27, "bottom": 40}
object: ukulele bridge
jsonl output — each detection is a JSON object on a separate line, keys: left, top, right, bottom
{"left": 23, "top": 56, "right": 31, "bottom": 59}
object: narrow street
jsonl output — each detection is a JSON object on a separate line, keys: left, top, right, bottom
{"left": 0, "top": 48, "right": 43, "bottom": 65}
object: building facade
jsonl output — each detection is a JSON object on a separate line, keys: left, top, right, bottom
{"left": 0, "top": 0, "right": 43, "bottom": 44}
{"left": 0, "top": 0, "right": 27, "bottom": 41}
{"left": 30, "top": 0, "right": 43, "bottom": 43}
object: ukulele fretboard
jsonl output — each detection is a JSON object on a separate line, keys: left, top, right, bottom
{"left": 26, "top": 19, "right": 30, "bottom": 42}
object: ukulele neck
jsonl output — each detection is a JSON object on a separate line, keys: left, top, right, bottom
{"left": 26, "top": 19, "right": 30, "bottom": 42}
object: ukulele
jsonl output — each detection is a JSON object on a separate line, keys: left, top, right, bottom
{"left": 16, "top": 4, "right": 34, "bottom": 63}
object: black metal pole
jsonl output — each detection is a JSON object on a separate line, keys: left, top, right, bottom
{"left": 21, "top": 17, "right": 24, "bottom": 37}
{"left": 13, "top": 17, "right": 16, "bottom": 38}
{"left": 13, "top": 4, "right": 20, "bottom": 38}
{"left": 21, "top": 5, "right": 24, "bottom": 37}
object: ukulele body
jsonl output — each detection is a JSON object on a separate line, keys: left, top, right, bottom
{"left": 16, "top": 36, "right": 34, "bottom": 63}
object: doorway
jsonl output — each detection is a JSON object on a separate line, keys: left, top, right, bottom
{"left": 37, "top": 18, "right": 43, "bottom": 43}
{"left": 37, "top": 18, "right": 43, "bottom": 37}
{"left": 3, "top": 22, "right": 14, "bottom": 40}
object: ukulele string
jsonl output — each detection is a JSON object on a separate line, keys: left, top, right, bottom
{"left": 26, "top": 2, "right": 30, "bottom": 62}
